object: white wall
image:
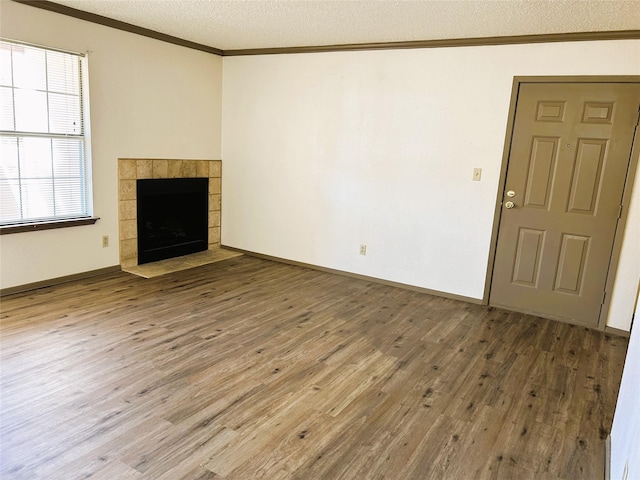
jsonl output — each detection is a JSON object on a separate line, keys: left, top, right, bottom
{"left": 0, "top": 0, "right": 222, "bottom": 289}
{"left": 221, "top": 40, "right": 640, "bottom": 329}
{"left": 611, "top": 294, "right": 640, "bottom": 479}
{"left": 608, "top": 165, "right": 640, "bottom": 331}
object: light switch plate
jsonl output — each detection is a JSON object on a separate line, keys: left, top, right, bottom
{"left": 473, "top": 168, "right": 482, "bottom": 181}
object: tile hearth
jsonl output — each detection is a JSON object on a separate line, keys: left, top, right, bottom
{"left": 122, "top": 248, "right": 242, "bottom": 278}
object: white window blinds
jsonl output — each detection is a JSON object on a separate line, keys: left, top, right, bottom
{"left": 0, "top": 40, "right": 92, "bottom": 226}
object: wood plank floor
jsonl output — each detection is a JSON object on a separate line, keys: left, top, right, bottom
{"left": 0, "top": 256, "right": 628, "bottom": 479}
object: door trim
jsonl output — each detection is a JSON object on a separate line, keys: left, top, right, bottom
{"left": 483, "top": 76, "right": 640, "bottom": 331}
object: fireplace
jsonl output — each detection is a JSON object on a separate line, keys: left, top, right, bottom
{"left": 118, "top": 158, "right": 221, "bottom": 269}
{"left": 136, "top": 178, "right": 209, "bottom": 264}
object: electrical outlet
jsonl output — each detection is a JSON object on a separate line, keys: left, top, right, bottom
{"left": 102, "top": 235, "right": 109, "bottom": 248}
{"left": 359, "top": 244, "right": 367, "bottom": 256}
{"left": 473, "top": 168, "right": 482, "bottom": 181}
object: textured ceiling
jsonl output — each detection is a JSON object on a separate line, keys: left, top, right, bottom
{"left": 47, "top": 0, "right": 640, "bottom": 51}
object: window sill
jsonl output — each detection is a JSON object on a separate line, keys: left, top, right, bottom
{"left": 0, "top": 217, "right": 100, "bottom": 235}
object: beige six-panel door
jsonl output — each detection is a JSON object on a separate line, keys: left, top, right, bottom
{"left": 490, "top": 82, "right": 640, "bottom": 327}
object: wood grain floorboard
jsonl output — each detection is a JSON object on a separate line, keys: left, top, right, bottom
{"left": 0, "top": 256, "right": 628, "bottom": 479}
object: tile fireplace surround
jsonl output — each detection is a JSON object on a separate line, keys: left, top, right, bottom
{"left": 118, "top": 159, "right": 221, "bottom": 269}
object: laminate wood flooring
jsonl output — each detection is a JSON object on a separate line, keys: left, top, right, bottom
{"left": 0, "top": 256, "right": 628, "bottom": 479}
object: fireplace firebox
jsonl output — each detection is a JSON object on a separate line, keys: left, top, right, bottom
{"left": 137, "top": 178, "right": 208, "bottom": 264}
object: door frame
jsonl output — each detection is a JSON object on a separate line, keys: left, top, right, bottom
{"left": 483, "top": 76, "right": 640, "bottom": 331}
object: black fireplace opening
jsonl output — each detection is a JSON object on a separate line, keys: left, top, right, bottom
{"left": 137, "top": 178, "right": 208, "bottom": 265}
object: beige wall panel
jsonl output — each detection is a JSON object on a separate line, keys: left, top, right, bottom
{"left": 525, "top": 137, "right": 558, "bottom": 208}
{"left": 567, "top": 139, "right": 607, "bottom": 214}
{"left": 512, "top": 228, "right": 545, "bottom": 286}
{"left": 554, "top": 234, "right": 590, "bottom": 294}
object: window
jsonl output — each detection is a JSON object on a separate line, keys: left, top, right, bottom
{"left": 0, "top": 39, "right": 93, "bottom": 228}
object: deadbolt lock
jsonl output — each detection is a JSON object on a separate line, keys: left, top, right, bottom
{"left": 506, "top": 190, "right": 516, "bottom": 198}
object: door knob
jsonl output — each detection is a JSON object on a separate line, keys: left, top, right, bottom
{"left": 504, "top": 201, "right": 515, "bottom": 209}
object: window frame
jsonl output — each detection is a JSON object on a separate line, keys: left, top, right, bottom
{"left": 0, "top": 38, "right": 97, "bottom": 234}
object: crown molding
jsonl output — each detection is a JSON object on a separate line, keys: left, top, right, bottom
{"left": 12, "top": 0, "right": 223, "bottom": 56}
{"left": 223, "top": 30, "right": 640, "bottom": 56}
{"left": 12, "top": 1, "right": 640, "bottom": 57}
